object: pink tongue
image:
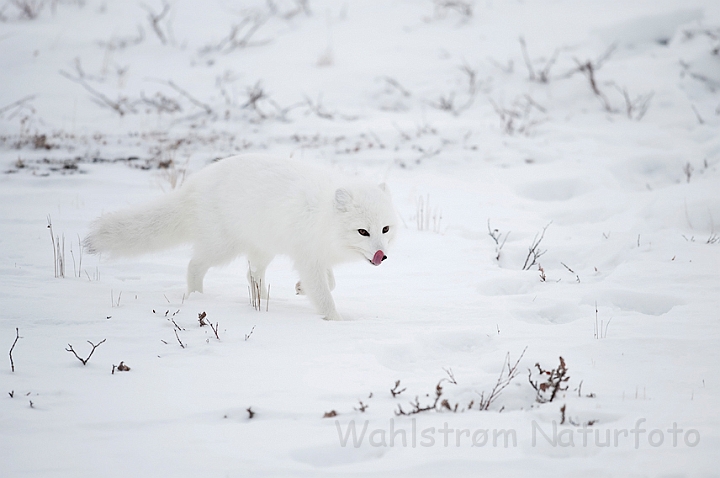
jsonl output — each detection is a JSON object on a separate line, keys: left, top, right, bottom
{"left": 372, "top": 250, "right": 385, "bottom": 266}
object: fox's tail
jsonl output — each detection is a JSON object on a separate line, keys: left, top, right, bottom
{"left": 84, "top": 190, "right": 192, "bottom": 257}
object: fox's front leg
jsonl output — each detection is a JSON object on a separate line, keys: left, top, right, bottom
{"left": 296, "top": 263, "right": 341, "bottom": 321}
{"left": 295, "top": 269, "right": 335, "bottom": 295}
{"left": 326, "top": 269, "right": 336, "bottom": 291}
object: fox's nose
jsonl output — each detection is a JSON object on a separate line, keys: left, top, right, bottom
{"left": 382, "top": 255, "right": 387, "bottom": 262}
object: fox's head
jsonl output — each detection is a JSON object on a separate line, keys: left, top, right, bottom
{"left": 334, "top": 183, "right": 398, "bottom": 266}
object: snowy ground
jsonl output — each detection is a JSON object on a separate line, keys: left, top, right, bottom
{"left": 1, "top": 0, "right": 719, "bottom": 476}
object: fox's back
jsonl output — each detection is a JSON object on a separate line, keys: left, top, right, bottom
{"left": 184, "top": 155, "right": 339, "bottom": 253}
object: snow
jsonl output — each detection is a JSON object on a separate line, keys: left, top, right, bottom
{"left": 1, "top": 0, "right": 719, "bottom": 476}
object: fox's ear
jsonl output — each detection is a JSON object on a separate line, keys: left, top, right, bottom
{"left": 334, "top": 188, "right": 353, "bottom": 212}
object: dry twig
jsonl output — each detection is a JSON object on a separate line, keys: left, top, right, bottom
{"left": 143, "top": 1, "right": 171, "bottom": 45}
{"left": 395, "top": 382, "right": 444, "bottom": 416}
{"left": 390, "top": 380, "right": 406, "bottom": 398}
{"left": 522, "top": 222, "right": 551, "bottom": 270}
{"left": 9, "top": 328, "right": 21, "bottom": 372}
{"left": 566, "top": 45, "right": 617, "bottom": 112}
{"left": 528, "top": 356, "right": 570, "bottom": 403}
{"left": 519, "top": 37, "right": 559, "bottom": 83}
{"left": 476, "top": 347, "right": 527, "bottom": 410}
{"left": 488, "top": 220, "right": 510, "bottom": 261}
{"left": 59, "top": 70, "right": 135, "bottom": 116}
{"left": 66, "top": 339, "right": 106, "bottom": 365}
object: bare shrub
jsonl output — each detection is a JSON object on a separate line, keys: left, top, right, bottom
{"left": 394, "top": 350, "right": 526, "bottom": 415}
{"left": 10, "top": 0, "right": 45, "bottom": 20}
{"left": 487, "top": 220, "right": 510, "bottom": 261}
{"left": 142, "top": 0, "right": 171, "bottom": 45}
{"left": 59, "top": 69, "right": 136, "bottom": 116}
{"left": 390, "top": 380, "right": 406, "bottom": 398}
{"left": 683, "top": 162, "right": 694, "bottom": 183}
{"left": 431, "top": 0, "right": 473, "bottom": 22}
{"left": 528, "top": 356, "right": 570, "bottom": 403}
{"left": 564, "top": 45, "right": 617, "bottom": 112}
{"left": 266, "top": 0, "right": 311, "bottom": 19}
{"left": 489, "top": 95, "right": 546, "bottom": 135}
{"left": 163, "top": 80, "right": 214, "bottom": 115}
{"left": 97, "top": 26, "right": 145, "bottom": 51}
{"left": 522, "top": 222, "right": 551, "bottom": 271}
{"left": 302, "top": 95, "right": 357, "bottom": 121}
{"left": 0, "top": 95, "right": 36, "bottom": 117}
{"left": 475, "top": 347, "right": 527, "bottom": 411}
{"left": 428, "top": 64, "right": 479, "bottom": 116}
{"left": 199, "top": 13, "right": 270, "bottom": 56}
{"left": 395, "top": 382, "right": 445, "bottom": 416}
{"left": 519, "top": 37, "right": 559, "bottom": 83}
{"left": 616, "top": 86, "right": 654, "bottom": 121}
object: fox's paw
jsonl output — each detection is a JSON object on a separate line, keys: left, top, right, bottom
{"left": 323, "top": 311, "right": 343, "bottom": 321}
{"left": 295, "top": 281, "right": 304, "bottom": 295}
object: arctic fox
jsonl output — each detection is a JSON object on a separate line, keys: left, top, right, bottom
{"left": 84, "top": 154, "right": 398, "bottom": 321}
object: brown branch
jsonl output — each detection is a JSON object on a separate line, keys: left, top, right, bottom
{"left": 441, "top": 367, "right": 457, "bottom": 385}
{"left": 200, "top": 15, "right": 270, "bottom": 56}
{"left": 143, "top": 1, "right": 171, "bottom": 45}
{"left": 383, "top": 76, "right": 411, "bottom": 97}
{"left": 10, "top": 0, "right": 44, "bottom": 19}
{"left": 163, "top": 80, "right": 214, "bottom": 115}
{"left": 528, "top": 356, "right": 570, "bottom": 403}
{"left": 208, "top": 321, "right": 220, "bottom": 340}
{"left": 488, "top": 219, "right": 510, "bottom": 261}
{"left": 522, "top": 222, "right": 551, "bottom": 270}
{"left": 174, "top": 329, "right": 186, "bottom": 348}
{"left": 59, "top": 70, "right": 133, "bottom": 116}
{"left": 65, "top": 339, "right": 106, "bottom": 365}
{"left": 477, "top": 347, "right": 527, "bottom": 410}
{"left": 223, "top": 15, "right": 269, "bottom": 51}
{"left": 390, "top": 379, "right": 407, "bottom": 397}
{"left": 9, "top": 327, "right": 21, "bottom": 372}
{"left": 562, "top": 45, "right": 617, "bottom": 112}
{"left": 395, "top": 382, "right": 444, "bottom": 416}
{"left": 169, "top": 317, "right": 183, "bottom": 331}
{"left": 244, "top": 325, "right": 256, "bottom": 341}
{"left": 0, "top": 95, "right": 36, "bottom": 116}
{"left": 519, "top": 37, "right": 559, "bottom": 83}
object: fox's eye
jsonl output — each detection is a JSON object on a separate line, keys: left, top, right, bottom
{"left": 358, "top": 229, "right": 370, "bottom": 237}
{"left": 382, "top": 226, "right": 389, "bottom": 234}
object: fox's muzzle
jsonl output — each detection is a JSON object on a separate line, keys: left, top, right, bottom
{"left": 372, "top": 250, "right": 387, "bottom": 266}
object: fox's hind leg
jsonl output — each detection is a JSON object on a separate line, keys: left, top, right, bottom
{"left": 188, "top": 247, "right": 236, "bottom": 294}
{"left": 188, "top": 257, "right": 210, "bottom": 294}
{"left": 246, "top": 253, "right": 272, "bottom": 299}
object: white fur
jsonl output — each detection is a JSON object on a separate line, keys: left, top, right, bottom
{"left": 84, "top": 154, "right": 399, "bottom": 320}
